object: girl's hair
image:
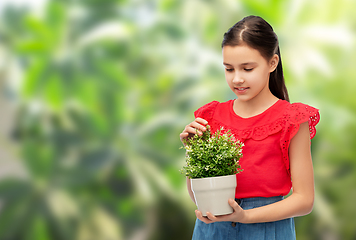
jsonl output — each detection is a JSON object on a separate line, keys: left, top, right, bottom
{"left": 221, "top": 15, "right": 289, "bottom": 102}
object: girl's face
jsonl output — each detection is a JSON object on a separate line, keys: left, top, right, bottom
{"left": 222, "top": 44, "right": 278, "bottom": 103}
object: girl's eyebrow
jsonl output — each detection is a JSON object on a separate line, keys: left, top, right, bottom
{"left": 223, "top": 62, "right": 233, "bottom": 66}
{"left": 223, "top": 62, "right": 257, "bottom": 66}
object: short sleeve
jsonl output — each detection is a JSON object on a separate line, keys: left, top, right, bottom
{"left": 281, "top": 103, "right": 320, "bottom": 174}
{"left": 287, "top": 103, "right": 320, "bottom": 140}
{"left": 194, "top": 101, "right": 219, "bottom": 121}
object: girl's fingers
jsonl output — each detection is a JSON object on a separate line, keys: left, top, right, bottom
{"left": 229, "top": 198, "right": 244, "bottom": 215}
{"left": 195, "top": 117, "right": 208, "bottom": 126}
{"left": 195, "top": 210, "right": 213, "bottom": 224}
{"left": 180, "top": 127, "right": 196, "bottom": 143}
{"left": 229, "top": 198, "right": 239, "bottom": 209}
{"left": 180, "top": 118, "right": 208, "bottom": 142}
{"left": 179, "top": 132, "right": 189, "bottom": 141}
{"left": 182, "top": 123, "right": 205, "bottom": 136}
{"left": 189, "top": 121, "right": 207, "bottom": 133}
{"left": 186, "top": 125, "right": 203, "bottom": 134}
{"left": 206, "top": 212, "right": 218, "bottom": 221}
{"left": 227, "top": 198, "right": 245, "bottom": 222}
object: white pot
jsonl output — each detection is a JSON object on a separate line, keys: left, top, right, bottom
{"left": 191, "top": 174, "right": 237, "bottom": 216}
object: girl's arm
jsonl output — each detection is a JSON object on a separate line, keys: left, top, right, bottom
{"left": 196, "top": 122, "right": 315, "bottom": 223}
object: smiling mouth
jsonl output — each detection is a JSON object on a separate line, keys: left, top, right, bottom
{"left": 235, "top": 87, "right": 249, "bottom": 91}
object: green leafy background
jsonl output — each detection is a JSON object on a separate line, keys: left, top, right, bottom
{"left": 0, "top": 0, "right": 355, "bottom": 239}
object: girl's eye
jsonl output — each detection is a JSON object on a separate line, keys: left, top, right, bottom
{"left": 244, "top": 68, "right": 253, "bottom": 72}
{"left": 225, "top": 68, "right": 234, "bottom": 72}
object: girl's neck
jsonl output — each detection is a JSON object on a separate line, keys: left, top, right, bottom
{"left": 233, "top": 92, "right": 279, "bottom": 118}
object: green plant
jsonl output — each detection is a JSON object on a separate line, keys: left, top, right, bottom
{"left": 181, "top": 125, "right": 243, "bottom": 179}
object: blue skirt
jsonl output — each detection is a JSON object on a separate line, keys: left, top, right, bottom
{"left": 191, "top": 196, "right": 296, "bottom": 240}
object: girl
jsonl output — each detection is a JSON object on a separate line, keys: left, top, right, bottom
{"left": 180, "top": 15, "right": 320, "bottom": 240}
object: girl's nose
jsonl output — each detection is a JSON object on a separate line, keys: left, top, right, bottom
{"left": 233, "top": 74, "right": 245, "bottom": 84}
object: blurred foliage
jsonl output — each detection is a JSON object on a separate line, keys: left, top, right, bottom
{"left": 0, "top": 0, "right": 355, "bottom": 239}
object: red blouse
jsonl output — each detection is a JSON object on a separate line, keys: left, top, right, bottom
{"left": 194, "top": 99, "right": 320, "bottom": 199}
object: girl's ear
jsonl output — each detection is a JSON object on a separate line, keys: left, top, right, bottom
{"left": 269, "top": 54, "right": 279, "bottom": 72}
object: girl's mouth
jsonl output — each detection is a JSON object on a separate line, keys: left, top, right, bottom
{"left": 235, "top": 87, "right": 249, "bottom": 93}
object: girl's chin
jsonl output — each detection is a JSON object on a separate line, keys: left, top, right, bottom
{"left": 234, "top": 95, "right": 252, "bottom": 101}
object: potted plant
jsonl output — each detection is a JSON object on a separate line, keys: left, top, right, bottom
{"left": 181, "top": 125, "right": 244, "bottom": 216}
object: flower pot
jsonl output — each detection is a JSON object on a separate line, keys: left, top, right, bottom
{"left": 191, "top": 174, "right": 237, "bottom": 216}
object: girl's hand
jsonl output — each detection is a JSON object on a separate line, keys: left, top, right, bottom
{"left": 195, "top": 199, "right": 246, "bottom": 224}
{"left": 180, "top": 118, "right": 208, "bottom": 144}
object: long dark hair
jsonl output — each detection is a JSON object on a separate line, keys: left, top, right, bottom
{"left": 221, "top": 16, "right": 289, "bottom": 102}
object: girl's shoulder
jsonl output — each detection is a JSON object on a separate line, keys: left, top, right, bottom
{"left": 193, "top": 100, "right": 227, "bottom": 120}
{"left": 282, "top": 101, "right": 320, "bottom": 140}
{"left": 284, "top": 102, "right": 319, "bottom": 120}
